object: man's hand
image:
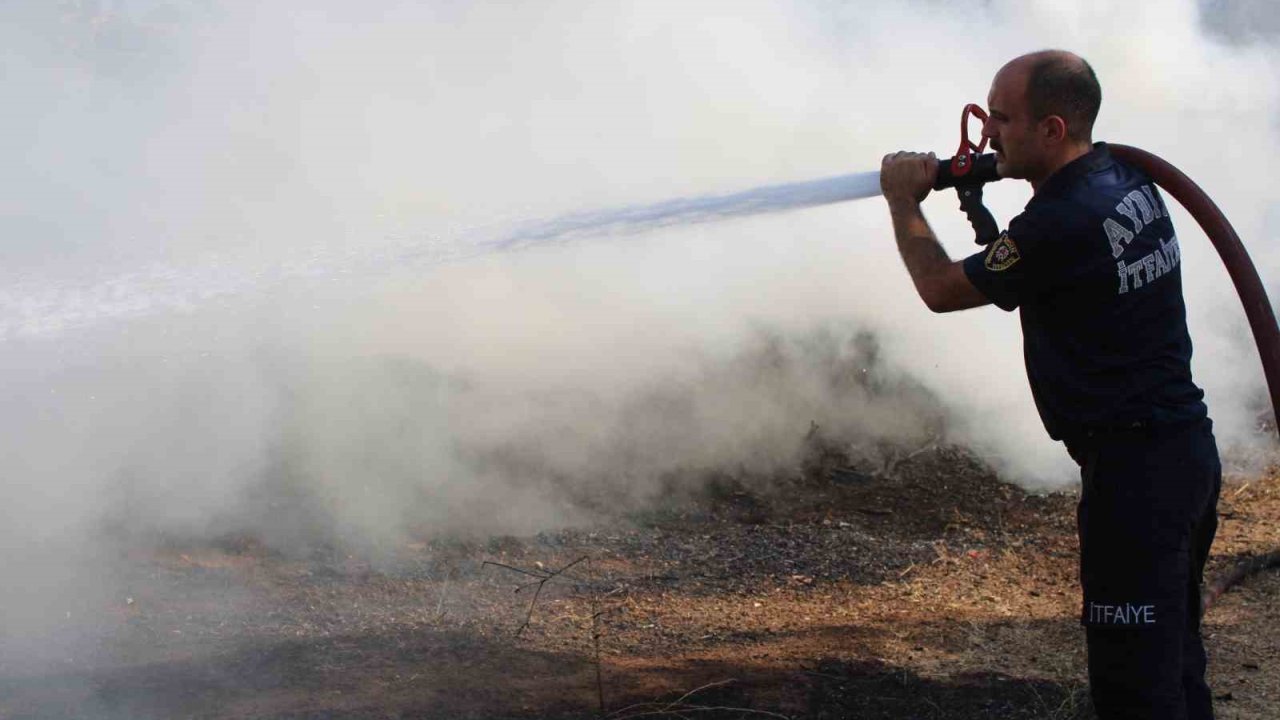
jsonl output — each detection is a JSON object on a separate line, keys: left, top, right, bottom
{"left": 880, "top": 151, "right": 938, "bottom": 207}
{"left": 878, "top": 150, "right": 991, "bottom": 313}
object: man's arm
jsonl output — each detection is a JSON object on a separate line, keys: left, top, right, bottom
{"left": 881, "top": 152, "right": 991, "bottom": 313}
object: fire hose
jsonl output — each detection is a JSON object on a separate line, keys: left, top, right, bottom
{"left": 935, "top": 104, "right": 1280, "bottom": 613}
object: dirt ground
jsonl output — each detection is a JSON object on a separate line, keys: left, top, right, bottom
{"left": 2, "top": 444, "right": 1278, "bottom": 720}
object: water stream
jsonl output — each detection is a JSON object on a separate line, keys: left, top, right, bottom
{"left": 0, "top": 171, "right": 884, "bottom": 342}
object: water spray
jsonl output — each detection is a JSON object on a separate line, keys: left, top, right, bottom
{"left": 493, "top": 104, "right": 1006, "bottom": 252}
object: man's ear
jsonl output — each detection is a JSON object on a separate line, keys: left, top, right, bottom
{"left": 1040, "top": 115, "right": 1068, "bottom": 143}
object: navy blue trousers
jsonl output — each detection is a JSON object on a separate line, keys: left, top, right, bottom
{"left": 1067, "top": 418, "right": 1220, "bottom": 720}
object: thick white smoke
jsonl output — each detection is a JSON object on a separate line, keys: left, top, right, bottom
{"left": 2, "top": 0, "right": 1279, "bottom": 667}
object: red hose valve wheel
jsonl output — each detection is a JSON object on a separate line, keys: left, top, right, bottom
{"left": 951, "top": 103, "right": 989, "bottom": 178}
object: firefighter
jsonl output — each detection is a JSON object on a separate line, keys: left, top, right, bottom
{"left": 879, "top": 49, "right": 1221, "bottom": 719}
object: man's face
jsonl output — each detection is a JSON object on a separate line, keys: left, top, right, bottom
{"left": 982, "top": 64, "right": 1045, "bottom": 180}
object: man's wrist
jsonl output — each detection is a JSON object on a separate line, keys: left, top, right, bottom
{"left": 885, "top": 196, "right": 922, "bottom": 215}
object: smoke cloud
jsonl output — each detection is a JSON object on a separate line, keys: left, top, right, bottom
{"left": 2, "top": 0, "right": 1278, "bottom": 669}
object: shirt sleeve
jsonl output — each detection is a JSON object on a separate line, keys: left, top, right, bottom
{"left": 961, "top": 209, "right": 1048, "bottom": 312}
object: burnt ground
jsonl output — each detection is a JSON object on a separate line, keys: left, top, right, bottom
{"left": 2, "top": 445, "right": 1278, "bottom": 720}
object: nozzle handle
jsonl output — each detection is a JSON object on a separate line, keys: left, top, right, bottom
{"left": 957, "top": 184, "right": 1000, "bottom": 245}
{"left": 934, "top": 153, "right": 1000, "bottom": 190}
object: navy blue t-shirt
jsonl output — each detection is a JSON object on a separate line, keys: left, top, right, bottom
{"left": 962, "top": 143, "right": 1207, "bottom": 441}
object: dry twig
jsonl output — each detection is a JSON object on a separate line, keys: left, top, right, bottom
{"left": 435, "top": 565, "right": 452, "bottom": 618}
{"left": 603, "top": 679, "right": 791, "bottom": 720}
{"left": 483, "top": 555, "right": 588, "bottom": 636}
{"left": 1202, "top": 550, "right": 1280, "bottom": 613}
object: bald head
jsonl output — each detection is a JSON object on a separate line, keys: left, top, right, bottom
{"left": 1003, "top": 50, "right": 1101, "bottom": 143}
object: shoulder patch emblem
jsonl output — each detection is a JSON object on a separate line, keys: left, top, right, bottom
{"left": 984, "top": 231, "right": 1021, "bottom": 272}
